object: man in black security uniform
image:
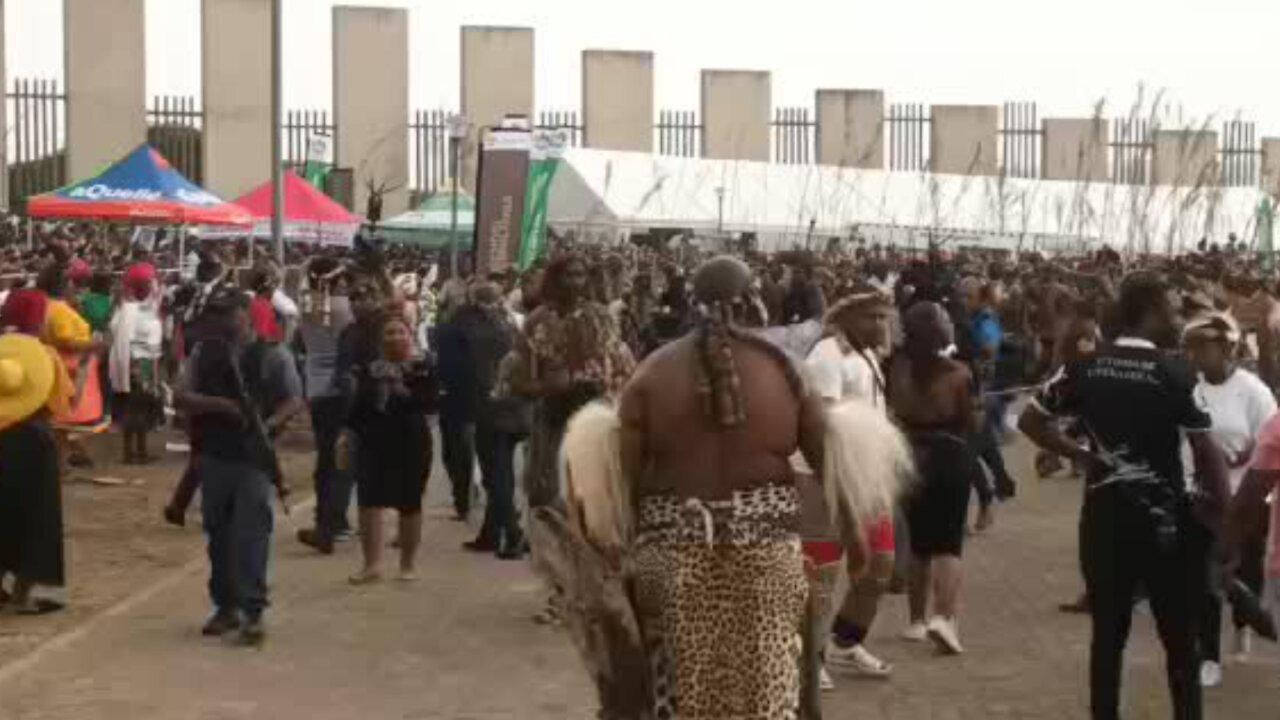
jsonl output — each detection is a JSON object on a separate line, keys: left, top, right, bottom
{"left": 1020, "top": 272, "right": 1229, "bottom": 720}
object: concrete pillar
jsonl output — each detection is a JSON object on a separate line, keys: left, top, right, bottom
{"left": 461, "top": 26, "right": 535, "bottom": 189}
{"left": 334, "top": 6, "right": 409, "bottom": 217}
{"left": 582, "top": 50, "right": 653, "bottom": 152}
{"left": 929, "top": 105, "right": 999, "bottom": 176}
{"left": 815, "top": 89, "right": 884, "bottom": 169}
{"left": 1151, "top": 129, "right": 1220, "bottom": 187}
{"left": 64, "top": 0, "right": 147, "bottom": 182}
{"left": 1262, "top": 138, "right": 1280, "bottom": 197}
{"left": 701, "top": 70, "right": 771, "bottom": 162}
{"left": 1041, "top": 118, "right": 1109, "bottom": 182}
{"left": 202, "top": 0, "right": 272, "bottom": 200}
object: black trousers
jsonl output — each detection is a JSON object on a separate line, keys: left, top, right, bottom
{"left": 1081, "top": 488, "right": 1205, "bottom": 720}
{"left": 438, "top": 407, "right": 475, "bottom": 516}
{"left": 1199, "top": 511, "right": 1268, "bottom": 662}
{"left": 310, "top": 396, "right": 353, "bottom": 539}
{"left": 475, "top": 423, "right": 521, "bottom": 547}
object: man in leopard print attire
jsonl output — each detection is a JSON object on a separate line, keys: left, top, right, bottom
{"left": 616, "top": 256, "right": 829, "bottom": 720}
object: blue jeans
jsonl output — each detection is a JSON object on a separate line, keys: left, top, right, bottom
{"left": 972, "top": 395, "right": 1016, "bottom": 502}
{"left": 439, "top": 407, "right": 475, "bottom": 516}
{"left": 475, "top": 424, "right": 521, "bottom": 547}
{"left": 310, "top": 397, "right": 353, "bottom": 538}
{"left": 200, "top": 455, "right": 274, "bottom": 618}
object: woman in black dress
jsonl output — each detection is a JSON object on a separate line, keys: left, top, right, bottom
{"left": 0, "top": 334, "right": 65, "bottom": 615}
{"left": 348, "top": 314, "right": 437, "bottom": 584}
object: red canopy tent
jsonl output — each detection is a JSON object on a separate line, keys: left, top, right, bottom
{"left": 201, "top": 172, "right": 361, "bottom": 247}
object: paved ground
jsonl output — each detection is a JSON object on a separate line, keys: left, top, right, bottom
{"left": 0, "top": 434, "right": 1276, "bottom": 719}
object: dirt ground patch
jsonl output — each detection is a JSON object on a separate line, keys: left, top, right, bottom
{"left": 0, "top": 427, "right": 316, "bottom": 671}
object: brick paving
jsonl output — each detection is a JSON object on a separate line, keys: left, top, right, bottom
{"left": 0, "top": 440, "right": 1275, "bottom": 719}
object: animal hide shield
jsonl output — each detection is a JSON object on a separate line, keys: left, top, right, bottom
{"left": 527, "top": 400, "right": 651, "bottom": 720}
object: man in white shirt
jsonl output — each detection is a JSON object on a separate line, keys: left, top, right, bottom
{"left": 805, "top": 287, "right": 897, "bottom": 681}
{"left": 1184, "top": 312, "right": 1277, "bottom": 684}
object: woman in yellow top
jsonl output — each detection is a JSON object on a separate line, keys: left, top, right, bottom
{"left": 35, "top": 265, "right": 106, "bottom": 465}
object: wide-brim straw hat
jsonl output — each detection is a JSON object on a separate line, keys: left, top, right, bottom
{"left": 0, "top": 333, "right": 55, "bottom": 433}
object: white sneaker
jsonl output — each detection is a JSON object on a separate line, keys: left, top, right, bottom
{"left": 826, "top": 641, "right": 893, "bottom": 678}
{"left": 1231, "top": 628, "right": 1253, "bottom": 662}
{"left": 926, "top": 616, "right": 964, "bottom": 655}
{"left": 901, "top": 622, "right": 929, "bottom": 643}
{"left": 1199, "top": 661, "right": 1222, "bottom": 688}
{"left": 819, "top": 666, "right": 835, "bottom": 692}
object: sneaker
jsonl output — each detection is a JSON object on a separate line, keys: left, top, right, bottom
{"left": 201, "top": 610, "right": 241, "bottom": 637}
{"left": 901, "top": 622, "right": 929, "bottom": 643}
{"left": 238, "top": 615, "right": 266, "bottom": 647}
{"left": 1231, "top": 628, "right": 1253, "bottom": 662}
{"left": 1199, "top": 661, "right": 1222, "bottom": 688}
{"left": 819, "top": 666, "right": 835, "bottom": 692}
{"left": 927, "top": 617, "right": 964, "bottom": 655}
{"left": 826, "top": 641, "right": 893, "bottom": 678}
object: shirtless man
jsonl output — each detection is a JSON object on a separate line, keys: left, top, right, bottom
{"left": 618, "top": 256, "right": 832, "bottom": 720}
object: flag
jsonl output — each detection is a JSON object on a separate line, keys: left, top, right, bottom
{"left": 517, "top": 130, "right": 569, "bottom": 271}
{"left": 304, "top": 134, "right": 333, "bottom": 190}
{"left": 474, "top": 129, "right": 532, "bottom": 276}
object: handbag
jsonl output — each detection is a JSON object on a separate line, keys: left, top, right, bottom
{"left": 480, "top": 394, "right": 532, "bottom": 439}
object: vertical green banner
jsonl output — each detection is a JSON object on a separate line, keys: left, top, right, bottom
{"left": 517, "top": 130, "right": 569, "bottom": 271}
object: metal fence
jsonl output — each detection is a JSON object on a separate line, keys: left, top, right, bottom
{"left": 1110, "top": 118, "right": 1152, "bottom": 185}
{"left": 283, "top": 109, "right": 335, "bottom": 167}
{"left": 772, "top": 107, "right": 814, "bottom": 165}
{"left": 146, "top": 94, "right": 203, "bottom": 184}
{"left": 1000, "top": 102, "right": 1041, "bottom": 179}
{"left": 657, "top": 110, "right": 701, "bottom": 158}
{"left": 536, "top": 110, "right": 584, "bottom": 147}
{"left": 410, "top": 109, "right": 451, "bottom": 197}
{"left": 7, "top": 77, "right": 67, "bottom": 207}
{"left": 1221, "top": 120, "right": 1260, "bottom": 188}
{"left": 886, "top": 103, "right": 930, "bottom": 172}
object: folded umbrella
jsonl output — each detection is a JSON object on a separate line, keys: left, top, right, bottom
{"left": 1226, "top": 579, "right": 1278, "bottom": 642}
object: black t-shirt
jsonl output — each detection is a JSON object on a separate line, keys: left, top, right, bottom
{"left": 1035, "top": 337, "right": 1212, "bottom": 491}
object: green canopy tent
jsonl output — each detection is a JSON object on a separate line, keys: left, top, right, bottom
{"left": 379, "top": 191, "right": 475, "bottom": 250}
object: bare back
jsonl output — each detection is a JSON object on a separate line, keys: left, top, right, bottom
{"left": 887, "top": 354, "right": 975, "bottom": 435}
{"left": 620, "top": 334, "right": 806, "bottom": 501}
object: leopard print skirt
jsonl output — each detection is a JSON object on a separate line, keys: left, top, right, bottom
{"left": 632, "top": 484, "right": 807, "bottom": 720}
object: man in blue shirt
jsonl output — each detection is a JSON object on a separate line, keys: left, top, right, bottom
{"left": 963, "top": 279, "right": 1018, "bottom": 506}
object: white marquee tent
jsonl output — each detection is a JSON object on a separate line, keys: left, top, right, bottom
{"left": 547, "top": 148, "right": 1267, "bottom": 254}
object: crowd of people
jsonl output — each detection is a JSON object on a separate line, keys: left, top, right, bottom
{"left": 1, "top": 216, "right": 1279, "bottom": 719}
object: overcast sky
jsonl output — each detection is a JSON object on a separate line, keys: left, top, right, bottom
{"left": 7, "top": 0, "right": 1280, "bottom": 132}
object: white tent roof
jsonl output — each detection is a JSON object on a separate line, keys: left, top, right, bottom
{"left": 548, "top": 148, "right": 1267, "bottom": 254}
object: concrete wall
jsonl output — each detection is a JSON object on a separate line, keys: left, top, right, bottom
{"left": 929, "top": 105, "right": 999, "bottom": 176}
{"left": 334, "top": 6, "right": 409, "bottom": 217}
{"left": 815, "top": 89, "right": 884, "bottom": 169}
{"left": 461, "top": 26, "right": 534, "bottom": 188}
{"left": 1151, "top": 129, "right": 1220, "bottom": 187}
{"left": 202, "top": 0, "right": 272, "bottom": 200}
{"left": 582, "top": 50, "right": 653, "bottom": 152}
{"left": 1041, "top": 118, "right": 1108, "bottom": 182}
{"left": 64, "top": 0, "right": 147, "bottom": 182}
{"left": 701, "top": 70, "right": 771, "bottom": 162}
{"left": 1262, "top": 138, "right": 1280, "bottom": 198}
